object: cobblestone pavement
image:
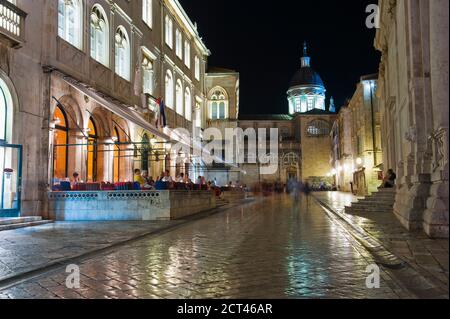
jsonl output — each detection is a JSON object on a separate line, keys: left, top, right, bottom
{"left": 314, "top": 192, "right": 449, "bottom": 298}
{"left": 0, "top": 195, "right": 416, "bottom": 299}
{"left": 0, "top": 220, "right": 183, "bottom": 280}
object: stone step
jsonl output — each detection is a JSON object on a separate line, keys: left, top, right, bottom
{"left": 352, "top": 200, "right": 395, "bottom": 205}
{"left": 0, "top": 217, "right": 43, "bottom": 226}
{"left": 0, "top": 220, "right": 53, "bottom": 232}
{"left": 345, "top": 207, "right": 394, "bottom": 213}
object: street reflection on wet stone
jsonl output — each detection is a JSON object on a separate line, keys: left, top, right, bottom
{"left": 0, "top": 196, "right": 401, "bottom": 299}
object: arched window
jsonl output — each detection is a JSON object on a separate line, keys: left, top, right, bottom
{"left": 58, "top": 0, "right": 83, "bottom": 49}
{"left": 306, "top": 120, "right": 330, "bottom": 137}
{"left": 53, "top": 106, "right": 69, "bottom": 179}
{"left": 184, "top": 87, "right": 192, "bottom": 121}
{"left": 87, "top": 117, "right": 98, "bottom": 182}
{"left": 113, "top": 127, "right": 121, "bottom": 182}
{"left": 165, "top": 70, "right": 174, "bottom": 108}
{"left": 209, "top": 87, "right": 228, "bottom": 120}
{"left": 90, "top": 5, "right": 109, "bottom": 67}
{"left": 175, "top": 80, "right": 183, "bottom": 115}
{"left": 164, "top": 15, "right": 173, "bottom": 48}
{"left": 115, "top": 26, "right": 130, "bottom": 80}
{"left": 0, "top": 79, "right": 11, "bottom": 143}
{"left": 142, "top": 56, "right": 154, "bottom": 96}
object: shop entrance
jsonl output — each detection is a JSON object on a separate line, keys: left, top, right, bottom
{"left": 0, "top": 143, "right": 22, "bottom": 217}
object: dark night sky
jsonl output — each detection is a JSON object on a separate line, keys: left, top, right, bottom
{"left": 179, "top": 0, "right": 381, "bottom": 115}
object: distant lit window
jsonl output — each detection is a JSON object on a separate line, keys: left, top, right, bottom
{"left": 184, "top": 40, "right": 191, "bottom": 68}
{"left": 195, "top": 56, "right": 200, "bottom": 81}
{"left": 209, "top": 87, "right": 228, "bottom": 120}
{"left": 142, "top": 55, "right": 154, "bottom": 96}
{"left": 306, "top": 120, "right": 330, "bottom": 137}
{"left": 307, "top": 96, "right": 314, "bottom": 111}
{"left": 175, "top": 29, "right": 183, "bottom": 59}
{"left": 115, "top": 26, "right": 130, "bottom": 80}
{"left": 165, "top": 16, "right": 173, "bottom": 48}
{"left": 142, "top": 0, "right": 152, "bottom": 28}
{"left": 58, "top": 0, "right": 83, "bottom": 49}
{"left": 90, "top": 5, "right": 109, "bottom": 67}
{"left": 176, "top": 80, "right": 183, "bottom": 115}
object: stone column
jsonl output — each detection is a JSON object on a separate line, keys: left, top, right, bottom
{"left": 423, "top": 0, "right": 449, "bottom": 238}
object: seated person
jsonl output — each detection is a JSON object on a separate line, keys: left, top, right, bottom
{"left": 134, "top": 169, "right": 145, "bottom": 187}
{"left": 161, "top": 170, "right": 173, "bottom": 183}
{"left": 176, "top": 173, "right": 185, "bottom": 183}
{"left": 383, "top": 169, "right": 397, "bottom": 188}
{"left": 70, "top": 172, "right": 81, "bottom": 188}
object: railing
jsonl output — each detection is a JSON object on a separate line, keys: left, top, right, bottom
{"left": 0, "top": 0, "right": 26, "bottom": 47}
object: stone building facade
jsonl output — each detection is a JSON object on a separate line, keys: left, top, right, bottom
{"left": 375, "top": 0, "right": 449, "bottom": 238}
{"left": 330, "top": 74, "right": 383, "bottom": 196}
{"left": 234, "top": 46, "right": 337, "bottom": 188}
{"left": 0, "top": 0, "right": 236, "bottom": 218}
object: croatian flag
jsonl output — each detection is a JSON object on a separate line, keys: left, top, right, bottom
{"left": 155, "top": 98, "right": 167, "bottom": 129}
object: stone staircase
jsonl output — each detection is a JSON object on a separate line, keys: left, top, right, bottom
{"left": 345, "top": 188, "right": 396, "bottom": 214}
{"left": 0, "top": 217, "right": 53, "bottom": 232}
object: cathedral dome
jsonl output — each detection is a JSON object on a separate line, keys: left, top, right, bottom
{"left": 287, "top": 42, "right": 328, "bottom": 115}
{"left": 289, "top": 66, "right": 324, "bottom": 88}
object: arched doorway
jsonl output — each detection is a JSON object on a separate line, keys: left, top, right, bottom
{"left": 53, "top": 106, "right": 69, "bottom": 180}
{"left": 87, "top": 117, "right": 98, "bottom": 182}
{"left": 1, "top": 76, "right": 22, "bottom": 216}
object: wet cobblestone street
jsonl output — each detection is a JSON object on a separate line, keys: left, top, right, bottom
{"left": 0, "top": 196, "right": 419, "bottom": 299}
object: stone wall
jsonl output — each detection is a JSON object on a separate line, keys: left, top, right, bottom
{"left": 375, "top": 0, "right": 449, "bottom": 238}
{"left": 48, "top": 190, "right": 216, "bottom": 221}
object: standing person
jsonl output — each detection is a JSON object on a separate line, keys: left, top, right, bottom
{"left": 303, "top": 181, "right": 312, "bottom": 206}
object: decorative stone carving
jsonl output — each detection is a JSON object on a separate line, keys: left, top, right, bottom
{"left": 404, "top": 126, "right": 417, "bottom": 143}
{"left": 430, "top": 127, "right": 449, "bottom": 172}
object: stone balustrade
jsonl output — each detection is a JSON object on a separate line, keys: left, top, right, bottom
{"left": 48, "top": 190, "right": 216, "bottom": 221}
{"left": 0, "top": 0, "right": 26, "bottom": 47}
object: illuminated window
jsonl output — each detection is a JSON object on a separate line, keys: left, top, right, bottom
{"left": 165, "top": 16, "right": 173, "bottom": 48}
{"left": 176, "top": 80, "right": 183, "bottom": 115}
{"left": 90, "top": 5, "right": 109, "bottom": 67}
{"left": 175, "top": 29, "right": 182, "bottom": 59}
{"left": 53, "top": 106, "right": 69, "bottom": 180}
{"left": 142, "top": 0, "right": 152, "bottom": 28}
{"left": 165, "top": 70, "right": 174, "bottom": 108}
{"left": 58, "top": 0, "right": 83, "bottom": 49}
{"left": 115, "top": 26, "right": 130, "bottom": 80}
{"left": 194, "top": 56, "right": 200, "bottom": 81}
{"left": 184, "top": 40, "right": 191, "bottom": 68}
{"left": 306, "top": 120, "right": 330, "bottom": 137}
{"left": 185, "top": 87, "right": 192, "bottom": 121}
{"left": 87, "top": 117, "right": 98, "bottom": 182}
{"left": 142, "top": 55, "right": 154, "bottom": 96}
{"left": 209, "top": 87, "right": 228, "bottom": 120}
{"left": 307, "top": 96, "right": 314, "bottom": 111}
